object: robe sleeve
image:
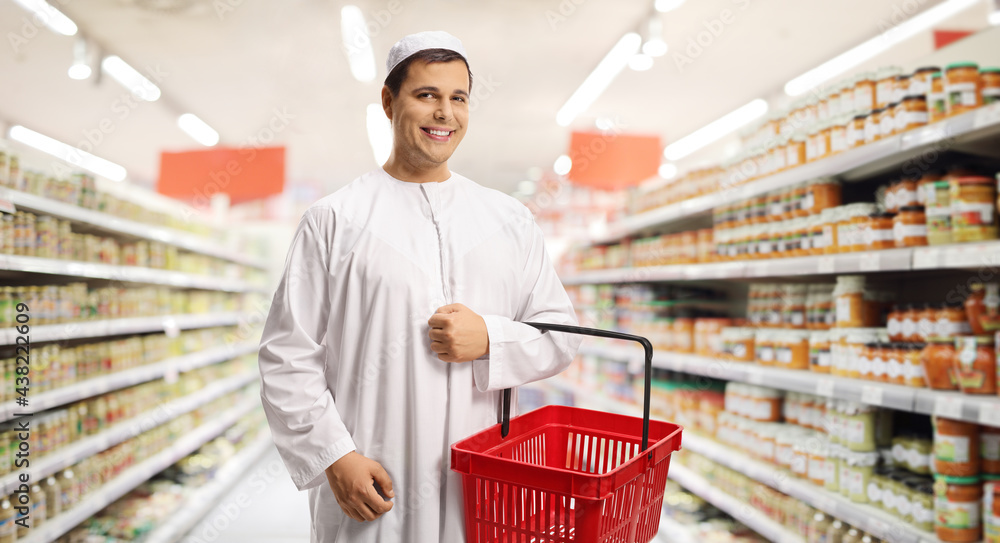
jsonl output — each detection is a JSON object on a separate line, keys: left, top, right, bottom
{"left": 473, "top": 218, "right": 582, "bottom": 392}
{"left": 258, "top": 209, "right": 357, "bottom": 491}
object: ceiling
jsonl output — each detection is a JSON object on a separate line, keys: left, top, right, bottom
{"left": 0, "top": 0, "right": 994, "bottom": 205}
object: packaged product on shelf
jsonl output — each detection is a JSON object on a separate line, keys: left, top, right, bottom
{"left": 945, "top": 62, "right": 982, "bottom": 117}
{"left": 985, "top": 477, "right": 1000, "bottom": 543}
{"left": 774, "top": 329, "right": 810, "bottom": 369}
{"left": 863, "top": 211, "right": 895, "bottom": 250}
{"left": 935, "top": 474, "right": 983, "bottom": 542}
{"left": 809, "top": 330, "right": 832, "bottom": 372}
{"left": 925, "top": 179, "right": 956, "bottom": 245}
{"left": 984, "top": 427, "right": 1000, "bottom": 475}
{"left": 923, "top": 339, "right": 959, "bottom": 390}
{"left": 953, "top": 335, "right": 997, "bottom": 394}
{"left": 967, "top": 283, "right": 990, "bottom": 334}
{"left": 721, "top": 327, "right": 755, "bottom": 362}
{"left": 951, "top": 176, "right": 998, "bottom": 243}
{"left": 895, "top": 95, "right": 930, "bottom": 133}
{"left": 842, "top": 450, "right": 880, "bottom": 503}
{"left": 891, "top": 436, "right": 933, "bottom": 475}
{"left": 935, "top": 417, "right": 981, "bottom": 477}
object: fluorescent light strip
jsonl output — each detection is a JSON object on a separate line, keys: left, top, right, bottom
{"left": 11, "top": 0, "right": 77, "bottom": 36}
{"left": 366, "top": 103, "right": 392, "bottom": 165}
{"left": 785, "top": 0, "right": 980, "bottom": 96}
{"left": 556, "top": 33, "right": 641, "bottom": 127}
{"left": 553, "top": 155, "right": 572, "bottom": 175}
{"left": 102, "top": 55, "right": 161, "bottom": 102}
{"left": 178, "top": 114, "right": 220, "bottom": 147}
{"left": 655, "top": 0, "right": 685, "bottom": 13}
{"left": 990, "top": 10, "right": 1000, "bottom": 25}
{"left": 663, "top": 99, "right": 769, "bottom": 161}
{"left": 659, "top": 163, "right": 678, "bottom": 179}
{"left": 9, "top": 125, "right": 127, "bottom": 182}
{"left": 341, "top": 6, "right": 377, "bottom": 83}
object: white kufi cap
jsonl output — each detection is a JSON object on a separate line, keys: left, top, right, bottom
{"left": 385, "top": 31, "right": 467, "bottom": 76}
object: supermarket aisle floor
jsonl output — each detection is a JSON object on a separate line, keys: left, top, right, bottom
{"left": 183, "top": 444, "right": 311, "bottom": 543}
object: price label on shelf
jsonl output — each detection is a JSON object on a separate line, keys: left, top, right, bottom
{"left": 978, "top": 401, "right": 1000, "bottom": 427}
{"left": 973, "top": 102, "right": 1000, "bottom": 129}
{"left": 816, "top": 379, "right": 835, "bottom": 397}
{"left": 750, "top": 262, "right": 770, "bottom": 277}
{"left": 859, "top": 253, "right": 880, "bottom": 272}
{"left": 162, "top": 316, "right": 181, "bottom": 339}
{"left": 912, "top": 248, "right": 942, "bottom": 269}
{"left": 0, "top": 189, "right": 14, "bottom": 214}
{"left": 813, "top": 495, "right": 838, "bottom": 515}
{"left": 866, "top": 519, "right": 889, "bottom": 538}
{"left": 747, "top": 371, "right": 764, "bottom": 385}
{"left": 861, "top": 385, "right": 884, "bottom": 406}
{"left": 934, "top": 396, "right": 964, "bottom": 419}
{"left": 818, "top": 256, "right": 836, "bottom": 274}
{"left": 164, "top": 364, "right": 179, "bottom": 385}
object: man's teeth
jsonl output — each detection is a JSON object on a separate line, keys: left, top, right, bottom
{"left": 428, "top": 129, "right": 450, "bottom": 136}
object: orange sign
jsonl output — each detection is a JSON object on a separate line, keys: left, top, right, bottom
{"left": 567, "top": 131, "right": 661, "bottom": 190}
{"left": 158, "top": 146, "right": 285, "bottom": 206}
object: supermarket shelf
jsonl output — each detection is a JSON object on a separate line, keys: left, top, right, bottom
{"left": 0, "top": 311, "right": 246, "bottom": 346}
{"left": 547, "top": 379, "right": 939, "bottom": 543}
{"left": 680, "top": 433, "right": 937, "bottom": 543}
{"left": 3, "top": 188, "right": 269, "bottom": 270}
{"left": 654, "top": 512, "right": 697, "bottom": 543}
{"left": 0, "top": 371, "right": 258, "bottom": 495}
{"left": 0, "top": 341, "right": 258, "bottom": 422}
{"left": 591, "top": 103, "right": 1000, "bottom": 243}
{"left": 17, "top": 397, "right": 261, "bottom": 543}
{"left": 143, "top": 429, "right": 273, "bottom": 543}
{"left": 560, "top": 243, "right": 989, "bottom": 285}
{"left": 578, "top": 344, "right": 1000, "bottom": 427}
{"left": 0, "top": 254, "right": 267, "bottom": 292}
{"left": 668, "top": 464, "right": 804, "bottom": 543}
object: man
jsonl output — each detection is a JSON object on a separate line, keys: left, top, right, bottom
{"left": 258, "top": 31, "right": 581, "bottom": 542}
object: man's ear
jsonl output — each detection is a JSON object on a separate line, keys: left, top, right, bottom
{"left": 381, "top": 86, "right": 393, "bottom": 122}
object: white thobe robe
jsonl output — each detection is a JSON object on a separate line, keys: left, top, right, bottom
{"left": 258, "top": 168, "right": 581, "bottom": 542}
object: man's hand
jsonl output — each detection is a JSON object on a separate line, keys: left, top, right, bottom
{"left": 428, "top": 303, "right": 489, "bottom": 363}
{"left": 325, "top": 452, "right": 394, "bottom": 522}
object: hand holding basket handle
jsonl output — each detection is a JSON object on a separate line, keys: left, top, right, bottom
{"left": 505, "top": 322, "right": 654, "bottom": 452}
{"left": 454, "top": 322, "right": 680, "bottom": 543}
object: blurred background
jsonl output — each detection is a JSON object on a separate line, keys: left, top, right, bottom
{"left": 2, "top": 0, "right": 1000, "bottom": 541}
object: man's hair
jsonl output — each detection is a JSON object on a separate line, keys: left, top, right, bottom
{"left": 384, "top": 48, "right": 473, "bottom": 97}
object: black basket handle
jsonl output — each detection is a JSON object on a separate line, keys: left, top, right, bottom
{"left": 502, "top": 322, "right": 654, "bottom": 452}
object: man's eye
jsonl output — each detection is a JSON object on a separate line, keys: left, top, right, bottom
{"left": 453, "top": 96, "right": 466, "bottom": 103}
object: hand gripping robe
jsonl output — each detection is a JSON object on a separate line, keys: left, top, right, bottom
{"left": 258, "top": 169, "right": 582, "bottom": 542}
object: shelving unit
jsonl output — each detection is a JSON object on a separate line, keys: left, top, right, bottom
{"left": 577, "top": 343, "right": 1000, "bottom": 428}
{"left": 588, "top": 103, "right": 1000, "bottom": 245}
{"left": 0, "top": 187, "right": 269, "bottom": 270}
{"left": 0, "top": 371, "right": 257, "bottom": 495}
{"left": 654, "top": 513, "right": 697, "bottom": 543}
{"left": 0, "top": 152, "right": 272, "bottom": 539}
{"left": 668, "top": 464, "right": 805, "bottom": 543}
{"left": 0, "top": 311, "right": 246, "bottom": 346}
{"left": 543, "top": 376, "right": 942, "bottom": 543}
{"left": 0, "top": 254, "right": 265, "bottom": 292}
{"left": 680, "top": 433, "right": 936, "bottom": 543}
{"left": 142, "top": 428, "right": 273, "bottom": 543}
{"left": 0, "top": 341, "right": 258, "bottom": 422}
{"left": 16, "top": 397, "right": 261, "bottom": 543}
{"left": 562, "top": 242, "right": 1000, "bottom": 285}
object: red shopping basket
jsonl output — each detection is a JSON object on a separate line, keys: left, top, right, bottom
{"left": 451, "top": 323, "right": 683, "bottom": 543}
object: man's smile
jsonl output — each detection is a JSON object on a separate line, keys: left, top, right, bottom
{"left": 421, "top": 126, "right": 455, "bottom": 142}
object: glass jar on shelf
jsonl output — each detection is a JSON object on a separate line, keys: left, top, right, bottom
{"left": 945, "top": 62, "right": 982, "bottom": 117}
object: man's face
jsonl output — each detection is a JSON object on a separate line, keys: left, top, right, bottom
{"left": 385, "top": 59, "right": 470, "bottom": 168}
